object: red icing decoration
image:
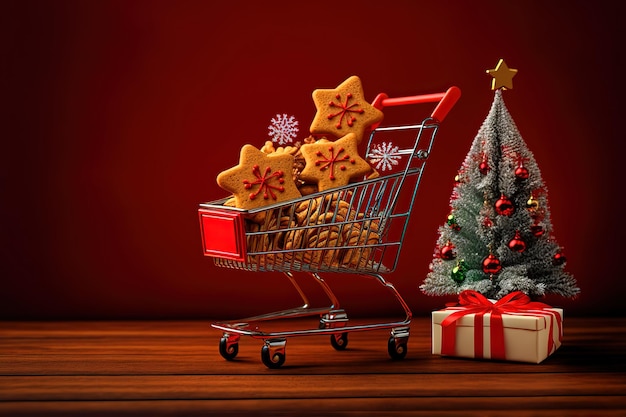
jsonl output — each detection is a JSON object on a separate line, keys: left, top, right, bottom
{"left": 242, "top": 164, "right": 285, "bottom": 200}
{"left": 315, "top": 146, "right": 351, "bottom": 180}
{"left": 327, "top": 92, "right": 364, "bottom": 129}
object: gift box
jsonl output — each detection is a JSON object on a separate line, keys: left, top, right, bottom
{"left": 431, "top": 290, "right": 563, "bottom": 364}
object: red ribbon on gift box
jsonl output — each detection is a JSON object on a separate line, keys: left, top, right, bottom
{"left": 441, "top": 290, "right": 563, "bottom": 360}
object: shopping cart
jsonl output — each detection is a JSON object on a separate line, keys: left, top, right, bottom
{"left": 198, "top": 85, "right": 461, "bottom": 368}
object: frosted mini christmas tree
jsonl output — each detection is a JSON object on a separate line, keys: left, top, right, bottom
{"left": 421, "top": 59, "right": 579, "bottom": 300}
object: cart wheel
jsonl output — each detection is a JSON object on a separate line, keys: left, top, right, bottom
{"left": 330, "top": 332, "right": 349, "bottom": 350}
{"left": 219, "top": 336, "right": 239, "bottom": 361}
{"left": 388, "top": 336, "right": 408, "bottom": 360}
{"left": 261, "top": 345, "right": 286, "bottom": 369}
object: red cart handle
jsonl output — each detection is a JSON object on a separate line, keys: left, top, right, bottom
{"left": 371, "top": 86, "right": 461, "bottom": 128}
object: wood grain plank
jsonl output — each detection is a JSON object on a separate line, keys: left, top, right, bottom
{"left": 2, "top": 348, "right": 624, "bottom": 376}
{"left": 2, "top": 397, "right": 626, "bottom": 417}
{"left": 2, "top": 373, "right": 626, "bottom": 401}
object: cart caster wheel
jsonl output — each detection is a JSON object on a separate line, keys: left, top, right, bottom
{"left": 219, "top": 336, "right": 239, "bottom": 361}
{"left": 261, "top": 345, "right": 286, "bottom": 369}
{"left": 330, "top": 332, "right": 348, "bottom": 350}
{"left": 388, "top": 336, "right": 408, "bottom": 360}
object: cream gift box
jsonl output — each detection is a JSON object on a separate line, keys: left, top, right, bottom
{"left": 431, "top": 291, "right": 563, "bottom": 364}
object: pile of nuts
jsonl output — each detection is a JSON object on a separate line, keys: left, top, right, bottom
{"left": 245, "top": 192, "right": 380, "bottom": 269}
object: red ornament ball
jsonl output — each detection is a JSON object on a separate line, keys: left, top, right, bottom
{"left": 531, "top": 224, "right": 544, "bottom": 237}
{"left": 508, "top": 230, "right": 526, "bottom": 252}
{"left": 440, "top": 242, "right": 457, "bottom": 260}
{"left": 482, "top": 253, "right": 502, "bottom": 275}
{"left": 495, "top": 195, "right": 515, "bottom": 216}
{"left": 479, "top": 161, "right": 490, "bottom": 175}
{"left": 553, "top": 252, "right": 567, "bottom": 265}
{"left": 482, "top": 217, "right": 493, "bottom": 228}
{"left": 515, "top": 166, "right": 529, "bottom": 180}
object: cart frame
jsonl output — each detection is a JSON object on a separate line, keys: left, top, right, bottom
{"left": 198, "top": 86, "right": 460, "bottom": 368}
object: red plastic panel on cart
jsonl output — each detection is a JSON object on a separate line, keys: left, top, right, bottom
{"left": 198, "top": 208, "right": 247, "bottom": 262}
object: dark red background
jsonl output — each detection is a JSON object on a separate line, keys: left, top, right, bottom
{"left": 2, "top": 1, "right": 623, "bottom": 319}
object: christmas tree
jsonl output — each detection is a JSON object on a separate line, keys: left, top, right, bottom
{"left": 420, "top": 60, "right": 579, "bottom": 300}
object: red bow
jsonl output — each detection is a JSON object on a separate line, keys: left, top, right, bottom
{"left": 441, "top": 290, "right": 562, "bottom": 360}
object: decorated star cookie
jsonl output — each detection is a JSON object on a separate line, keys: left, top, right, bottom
{"left": 310, "top": 75, "right": 384, "bottom": 143}
{"left": 299, "top": 133, "right": 372, "bottom": 192}
{"left": 217, "top": 144, "right": 302, "bottom": 210}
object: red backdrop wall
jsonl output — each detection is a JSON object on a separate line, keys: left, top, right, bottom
{"left": 2, "top": 0, "right": 623, "bottom": 319}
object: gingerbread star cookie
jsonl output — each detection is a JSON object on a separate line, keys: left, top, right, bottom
{"left": 310, "top": 75, "right": 384, "bottom": 143}
{"left": 217, "top": 144, "right": 302, "bottom": 210}
{"left": 299, "top": 133, "right": 372, "bottom": 192}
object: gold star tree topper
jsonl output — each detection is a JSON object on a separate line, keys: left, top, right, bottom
{"left": 486, "top": 59, "right": 518, "bottom": 90}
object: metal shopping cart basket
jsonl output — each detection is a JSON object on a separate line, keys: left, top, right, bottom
{"left": 198, "top": 86, "right": 461, "bottom": 368}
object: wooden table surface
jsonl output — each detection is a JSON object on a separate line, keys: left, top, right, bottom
{"left": 1, "top": 315, "right": 625, "bottom": 416}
